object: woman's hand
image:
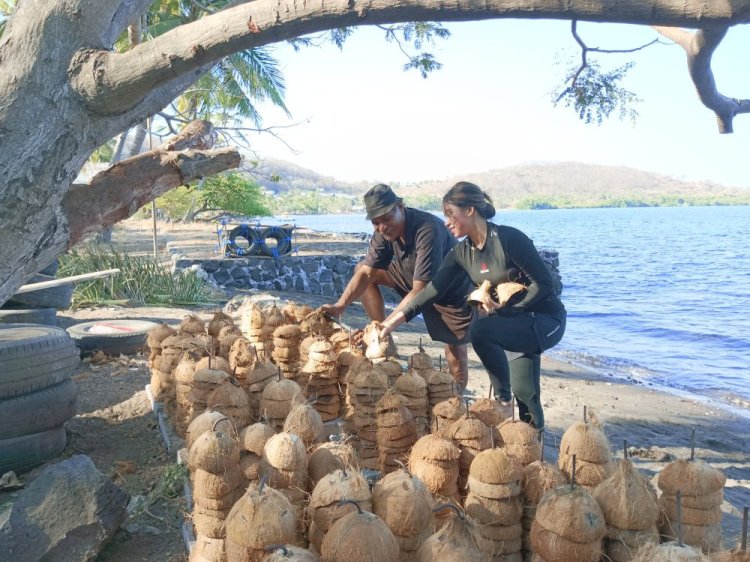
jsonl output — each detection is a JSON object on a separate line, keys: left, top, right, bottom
{"left": 380, "top": 311, "right": 406, "bottom": 339}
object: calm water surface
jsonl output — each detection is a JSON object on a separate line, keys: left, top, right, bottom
{"left": 264, "top": 207, "right": 750, "bottom": 413}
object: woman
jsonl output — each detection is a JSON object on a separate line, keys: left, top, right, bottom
{"left": 380, "top": 181, "right": 566, "bottom": 430}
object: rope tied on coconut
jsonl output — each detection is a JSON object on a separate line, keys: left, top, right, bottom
{"left": 211, "top": 416, "right": 231, "bottom": 432}
{"left": 337, "top": 499, "right": 364, "bottom": 514}
{"left": 259, "top": 473, "right": 269, "bottom": 494}
{"left": 265, "top": 544, "right": 289, "bottom": 555}
{"left": 433, "top": 502, "right": 465, "bottom": 520}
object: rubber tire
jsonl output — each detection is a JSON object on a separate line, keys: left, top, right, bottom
{"left": 0, "top": 306, "right": 57, "bottom": 326}
{"left": 226, "top": 225, "right": 260, "bottom": 256}
{"left": 39, "top": 259, "right": 59, "bottom": 276}
{"left": 66, "top": 319, "right": 160, "bottom": 356}
{"left": 8, "top": 273, "right": 74, "bottom": 310}
{"left": 0, "top": 379, "right": 77, "bottom": 439}
{"left": 0, "top": 425, "right": 67, "bottom": 475}
{"left": 258, "top": 226, "right": 292, "bottom": 257}
{"left": 0, "top": 324, "right": 80, "bottom": 399}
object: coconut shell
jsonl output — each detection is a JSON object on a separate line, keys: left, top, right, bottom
{"left": 193, "top": 510, "right": 228, "bottom": 539}
{"left": 208, "top": 311, "right": 234, "bottom": 337}
{"left": 662, "top": 490, "right": 724, "bottom": 510}
{"left": 309, "top": 469, "right": 371, "bottom": 531}
{"left": 193, "top": 467, "right": 243, "bottom": 500}
{"left": 559, "top": 421, "right": 612, "bottom": 464}
{"left": 174, "top": 353, "right": 199, "bottom": 384}
{"left": 530, "top": 519, "right": 602, "bottom": 562}
{"left": 469, "top": 398, "right": 507, "bottom": 427}
{"left": 239, "top": 422, "right": 275, "bottom": 455}
{"left": 408, "top": 350, "right": 433, "bottom": 371}
{"left": 410, "top": 434, "right": 460, "bottom": 462}
{"left": 262, "top": 545, "right": 321, "bottom": 561}
{"left": 593, "top": 459, "right": 660, "bottom": 530}
{"left": 415, "top": 511, "right": 486, "bottom": 562}
{"left": 308, "top": 442, "right": 358, "bottom": 485}
{"left": 603, "top": 527, "right": 659, "bottom": 562}
{"left": 247, "top": 362, "right": 278, "bottom": 386}
{"left": 283, "top": 403, "right": 324, "bottom": 448}
{"left": 534, "top": 485, "right": 605, "bottom": 544}
{"left": 189, "top": 427, "right": 241, "bottom": 475}
{"left": 225, "top": 483, "right": 301, "bottom": 549}
{"left": 494, "top": 282, "right": 527, "bottom": 307}
{"left": 148, "top": 323, "right": 178, "bottom": 348}
{"left": 469, "top": 448, "right": 522, "bottom": 485}
{"left": 263, "top": 432, "right": 308, "bottom": 471}
{"left": 661, "top": 521, "right": 722, "bottom": 553}
{"left": 186, "top": 411, "right": 234, "bottom": 448}
{"left": 240, "top": 452, "right": 262, "bottom": 481}
{"left": 194, "top": 488, "right": 243, "bottom": 511}
{"left": 229, "top": 337, "right": 256, "bottom": 368}
{"left": 180, "top": 314, "right": 206, "bottom": 335}
{"left": 630, "top": 541, "right": 710, "bottom": 562}
{"left": 208, "top": 380, "right": 250, "bottom": 419}
{"left": 710, "top": 552, "right": 750, "bottom": 562}
{"left": 497, "top": 421, "right": 542, "bottom": 465}
{"left": 321, "top": 509, "right": 400, "bottom": 562}
{"left": 193, "top": 367, "right": 231, "bottom": 388}
{"left": 661, "top": 496, "right": 724, "bottom": 526}
{"left": 464, "top": 492, "right": 522, "bottom": 526}
{"left": 466, "top": 476, "right": 522, "bottom": 500}
{"left": 372, "top": 470, "right": 433, "bottom": 538}
{"left": 190, "top": 535, "right": 226, "bottom": 562}
{"left": 410, "top": 460, "right": 459, "bottom": 495}
{"left": 658, "top": 459, "right": 726, "bottom": 497}
{"left": 262, "top": 378, "right": 304, "bottom": 402}
{"left": 433, "top": 397, "right": 468, "bottom": 421}
{"left": 558, "top": 455, "right": 615, "bottom": 486}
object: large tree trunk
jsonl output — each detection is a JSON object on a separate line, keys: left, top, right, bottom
{"left": 1, "top": 0, "right": 749, "bottom": 305}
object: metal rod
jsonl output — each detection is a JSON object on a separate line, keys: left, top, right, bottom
{"left": 624, "top": 440, "right": 628, "bottom": 459}
{"left": 540, "top": 431, "right": 545, "bottom": 463}
{"left": 583, "top": 405, "right": 587, "bottom": 423}
{"left": 512, "top": 396, "right": 515, "bottom": 422}
{"left": 742, "top": 506, "right": 748, "bottom": 552}
{"left": 676, "top": 491, "right": 683, "bottom": 547}
{"left": 690, "top": 428, "right": 696, "bottom": 461}
{"left": 488, "top": 386, "right": 492, "bottom": 400}
{"left": 571, "top": 454, "right": 577, "bottom": 489}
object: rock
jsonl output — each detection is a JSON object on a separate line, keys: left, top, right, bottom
{"left": 0, "top": 455, "right": 130, "bottom": 562}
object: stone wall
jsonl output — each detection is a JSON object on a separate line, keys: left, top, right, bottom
{"left": 172, "top": 249, "right": 562, "bottom": 297}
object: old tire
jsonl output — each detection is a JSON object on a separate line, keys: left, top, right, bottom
{"left": 8, "top": 274, "right": 74, "bottom": 310}
{"left": 66, "top": 319, "right": 159, "bottom": 356}
{"left": 226, "top": 225, "right": 260, "bottom": 256}
{"left": 0, "top": 379, "right": 77, "bottom": 440}
{"left": 0, "top": 306, "right": 57, "bottom": 326}
{"left": 0, "top": 324, "right": 80, "bottom": 399}
{"left": 257, "top": 226, "right": 292, "bottom": 257}
{"left": 0, "top": 425, "right": 67, "bottom": 475}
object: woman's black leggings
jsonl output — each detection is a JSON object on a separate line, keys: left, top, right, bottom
{"left": 469, "top": 309, "right": 566, "bottom": 429}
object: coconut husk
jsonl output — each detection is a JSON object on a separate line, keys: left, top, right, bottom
{"left": 530, "top": 519, "right": 602, "bottom": 562}
{"left": 662, "top": 490, "right": 724, "bottom": 510}
{"left": 186, "top": 410, "right": 235, "bottom": 450}
{"left": 225, "top": 482, "right": 302, "bottom": 550}
{"left": 498, "top": 420, "right": 543, "bottom": 466}
{"left": 207, "top": 311, "right": 234, "bottom": 338}
{"left": 308, "top": 441, "right": 358, "bottom": 486}
{"left": 433, "top": 396, "right": 467, "bottom": 421}
{"left": 207, "top": 379, "right": 251, "bottom": 428}
{"left": 469, "top": 448, "right": 523, "bottom": 485}
{"left": 522, "top": 460, "right": 567, "bottom": 505}
{"left": 178, "top": 314, "right": 206, "bottom": 335}
{"left": 148, "top": 323, "right": 178, "bottom": 349}
{"left": 710, "top": 552, "right": 750, "bottom": 562}
{"left": 283, "top": 403, "right": 324, "bottom": 449}
{"left": 194, "top": 487, "right": 243, "bottom": 511}
{"left": 309, "top": 468, "right": 371, "bottom": 529}
{"left": 189, "top": 427, "right": 241, "bottom": 474}
{"left": 468, "top": 280, "right": 494, "bottom": 308}
{"left": 415, "top": 510, "right": 486, "bottom": 562}
{"left": 630, "top": 541, "right": 710, "bottom": 561}
{"left": 593, "top": 459, "right": 660, "bottom": 531}
{"left": 192, "top": 467, "right": 243, "bottom": 500}
{"left": 194, "top": 355, "right": 233, "bottom": 376}
{"left": 240, "top": 452, "right": 262, "bottom": 481}
{"left": 660, "top": 497, "right": 723, "bottom": 525}
{"left": 658, "top": 458, "right": 727, "bottom": 497}
{"left": 449, "top": 414, "right": 492, "bottom": 445}
{"left": 411, "top": 434, "right": 460, "bottom": 462}
{"left": 465, "top": 492, "right": 522, "bottom": 526}
{"left": 495, "top": 282, "right": 527, "bottom": 307}
{"left": 408, "top": 349, "right": 433, "bottom": 371}
{"left": 239, "top": 422, "right": 275, "bottom": 455}
{"left": 395, "top": 370, "right": 428, "bottom": 394}
{"left": 260, "top": 463, "right": 308, "bottom": 491}
{"left": 193, "top": 367, "right": 230, "bottom": 392}
{"left": 174, "top": 353, "right": 200, "bottom": 384}
{"left": 247, "top": 361, "right": 278, "bottom": 386}
{"left": 410, "top": 460, "right": 460, "bottom": 495}
{"left": 275, "top": 324, "right": 303, "bottom": 340}
{"left": 193, "top": 510, "right": 229, "bottom": 539}
{"left": 534, "top": 485, "right": 605, "bottom": 544}
{"left": 559, "top": 420, "right": 612, "bottom": 464}
{"left": 321, "top": 508, "right": 400, "bottom": 562}
{"left": 603, "top": 527, "right": 659, "bottom": 562}
{"left": 190, "top": 535, "right": 226, "bottom": 562}
{"left": 474, "top": 522, "right": 523, "bottom": 545}
{"left": 218, "top": 325, "right": 242, "bottom": 339}
{"left": 229, "top": 337, "right": 256, "bottom": 369}
{"left": 558, "top": 455, "right": 615, "bottom": 486}
{"left": 275, "top": 347, "right": 302, "bottom": 361}
{"left": 466, "top": 476, "right": 522, "bottom": 500}
{"left": 308, "top": 519, "right": 325, "bottom": 553}
{"left": 263, "top": 432, "right": 308, "bottom": 472}
{"left": 150, "top": 370, "right": 173, "bottom": 401}
{"left": 469, "top": 398, "right": 507, "bottom": 427}
{"left": 660, "top": 521, "right": 722, "bottom": 553}
{"left": 605, "top": 524, "right": 660, "bottom": 545}
{"left": 378, "top": 358, "right": 403, "bottom": 382}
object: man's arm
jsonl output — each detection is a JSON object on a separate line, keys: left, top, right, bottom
{"left": 319, "top": 262, "right": 378, "bottom": 317}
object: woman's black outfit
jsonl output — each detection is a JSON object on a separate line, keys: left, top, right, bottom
{"left": 402, "top": 223, "right": 566, "bottom": 429}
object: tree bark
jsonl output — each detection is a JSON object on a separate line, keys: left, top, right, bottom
{"left": 1, "top": 0, "right": 750, "bottom": 305}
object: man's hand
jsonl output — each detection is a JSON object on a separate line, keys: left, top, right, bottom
{"left": 318, "top": 303, "right": 345, "bottom": 318}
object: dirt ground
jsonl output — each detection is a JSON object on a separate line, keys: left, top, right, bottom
{"left": 3, "top": 219, "right": 748, "bottom": 560}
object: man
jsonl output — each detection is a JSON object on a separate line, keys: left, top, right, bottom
{"left": 320, "top": 184, "right": 475, "bottom": 392}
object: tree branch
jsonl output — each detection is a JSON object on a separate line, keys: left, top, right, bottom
{"left": 653, "top": 25, "right": 750, "bottom": 133}
{"left": 70, "top": 0, "right": 750, "bottom": 116}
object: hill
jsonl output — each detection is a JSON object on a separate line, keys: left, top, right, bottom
{"left": 250, "top": 159, "right": 750, "bottom": 210}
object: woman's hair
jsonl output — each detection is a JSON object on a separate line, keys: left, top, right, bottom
{"left": 442, "top": 181, "right": 496, "bottom": 219}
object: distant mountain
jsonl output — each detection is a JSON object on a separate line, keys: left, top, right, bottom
{"left": 249, "top": 158, "right": 749, "bottom": 209}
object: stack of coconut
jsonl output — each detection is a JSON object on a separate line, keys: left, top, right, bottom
{"left": 172, "top": 352, "right": 200, "bottom": 437}
{"left": 259, "top": 431, "right": 309, "bottom": 510}
{"left": 217, "top": 324, "right": 243, "bottom": 359}
{"left": 300, "top": 309, "right": 337, "bottom": 339}
{"left": 498, "top": 418, "right": 543, "bottom": 467}
{"left": 146, "top": 323, "right": 177, "bottom": 400}
{"left": 464, "top": 448, "right": 524, "bottom": 560}
{"left": 395, "top": 369, "right": 430, "bottom": 436}
{"left": 238, "top": 421, "right": 274, "bottom": 487}
{"left": 340, "top": 356, "right": 370, "bottom": 425}
{"left": 243, "top": 357, "right": 278, "bottom": 422}
{"left": 416, "top": 505, "right": 485, "bottom": 561}
{"left": 284, "top": 402, "right": 325, "bottom": 450}
{"left": 351, "top": 365, "right": 389, "bottom": 470}
{"left": 520, "top": 452, "right": 566, "bottom": 559}
{"left": 227, "top": 336, "right": 257, "bottom": 389}
{"left": 301, "top": 338, "right": 341, "bottom": 422}
{"left": 593, "top": 458, "right": 661, "bottom": 562}
{"left": 260, "top": 378, "right": 304, "bottom": 431}
{"left": 224, "top": 481, "right": 305, "bottom": 560}
{"left": 272, "top": 324, "right": 304, "bottom": 382}
{"left": 333, "top": 338, "right": 364, "bottom": 420}
{"left": 376, "top": 390, "right": 418, "bottom": 474}
{"left": 378, "top": 357, "right": 403, "bottom": 386}
{"left": 407, "top": 342, "right": 433, "bottom": 373}
{"left": 320, "top": 501, "right": 399, "bottom": 562}
{"left": 372, "top": 469, "right": 434, "bottom": 560}
{"left": 558, "top": 413, "right": 614, "bottom": 492}
{"left": 206, "top": 311, "right": 234, "bottom": 341}
{"left": 409, "top": 434, "right": 461, "bottom": 502}
{"left": 240, "top": 303, "right": 266, "bottom": 357}
{"left": 188, "top": 416, "right": 243, "bottom": 547}
{"left": 308, "top": 441, "right": 358, "bottom": 488}
{"left": 150, "top": 322, "right": 208, "bottom": 408}
{"left": 657, "top": 457, "right": 726, "bottom": 553}
{"left": 431, "top": 396, "right": 467, "bottom": 436}
{"left": 206, "top": 377, "right": 251, "bottom": 431}
{"left": 261, "top": 304, "right": 287, "bottom": 359}
{"left": 187, "top": 360, "right": 231, "bottom": 425}
{"left": 282, "top": 301, "right": 313, "bottom": 326}
{"left": 446, "top": 413, "right": 492, "bottom": 495}
{"left": 307, "top": 467, "right": 372, "bottom": 553}
{"left": 469, "top": 397, "right": 507, "bottom": 428}
{"left": 423, "top": 365, "right": 456, "bottom": 409}
{"left": 530, "top": 484, "right": 606, "bottom": 562}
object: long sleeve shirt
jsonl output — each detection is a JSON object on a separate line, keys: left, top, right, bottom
{"left": 402, "top": 223, "right": 564, "bottom": 321}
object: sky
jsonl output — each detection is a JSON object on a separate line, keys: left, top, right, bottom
{"left": 248, "top": 19, "right": 750, "bottom": 189}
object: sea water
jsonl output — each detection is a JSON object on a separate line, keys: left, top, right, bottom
{"left": 263, "top": 206, "right": 750, "bottom": 414}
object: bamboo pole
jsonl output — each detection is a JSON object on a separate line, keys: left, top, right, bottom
{"left": 16, "top": 269, "right": 121, "bottom": 294}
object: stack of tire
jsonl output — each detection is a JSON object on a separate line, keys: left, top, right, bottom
{"left": 0, "top": 324, "right": 80, "bottom": 474}
{"left": 225, "top": 224, "right": 294, "bottom": 258}
{"left": 0, "top": 260, "right": 73, "bottom": 326}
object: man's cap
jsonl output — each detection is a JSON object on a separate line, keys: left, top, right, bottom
{"left": 364, "top": 184, "right": 401, "bottom": 220}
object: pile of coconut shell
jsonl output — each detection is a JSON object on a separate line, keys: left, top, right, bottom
{"left": 272, "top": 324, "right": 304, "bottom": 381}
{"left": 243, "top": 356, "right": 278, "bottom": 422}
{"left": 464, "top": 447, "right": 524, "bottom": 559}
{"left": 395, "top": 369, "right": 430, "bottom": 436}
{"left": 206, "top": 376, "right": 251, "bottom": 431}
{"left": 300, "top": 338, "right": 341, "bottom": 422}
{"left": 445, "top": 412, "right": 492, "bottom": 495}
{"left": 521, "top": 452, "right": 566, "bottom": 558}
{"left": 376, "top": 390, "right": 418, "bottom": 474}
{"left": 240, "top": 303, "right": 266, "bottom": 356}
{"left": 333, "top": 337, "right": 364, "bottom": 419}
{"left": 498, "top": 418, "right": 543, "bottom": 467}
{"left": 431, "top": 396, "right": 467, "bottom": 437}
{"left": 260, "top": 431, "right": 309, "bottom": 510}
{"left": 172, "top": 352, "right": 200, "bottom": 436}
{"left": 351, "top": 364, "right": 389, "bottom": 470}
{"left": 260, "top": 378, "right": 304, "bottom": 431}
{"left": 658, "top": 457, "right": 726, "bottom": 553}
{"left": 558, "top": 413, "right": 614, "bottom": 491}
{"left": 409, "top": 434, "right": 461, "bottom": 502}
{"left": 237, "top": 422, "right": 274, "bottom": 487}
{"left": 227, "top": 337, "right": 256, "bottom": 389}
{"left": 187, "top": 360, "right": 231, "bottom": 427}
